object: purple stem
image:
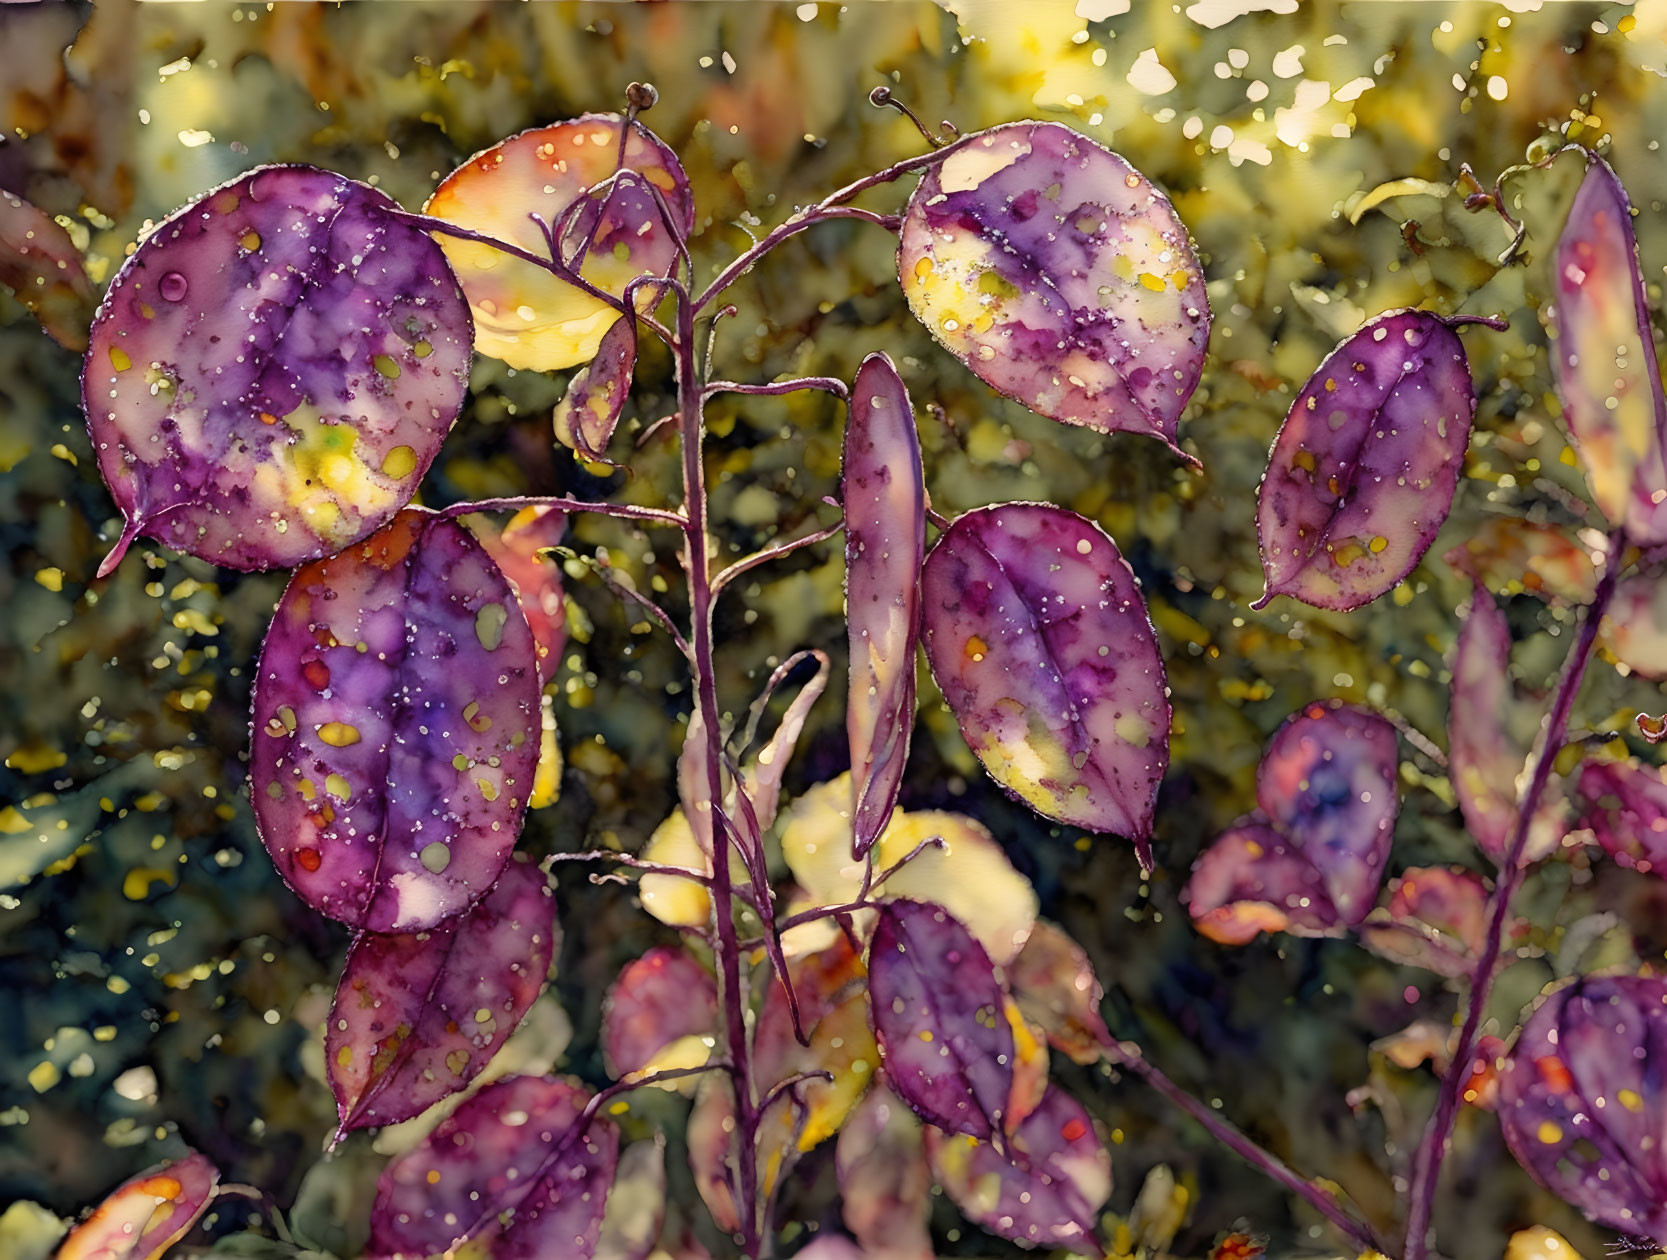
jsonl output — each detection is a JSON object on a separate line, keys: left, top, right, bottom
{"left": 1401, "top": 531, "right": 1625, "bottom": 1260}
{"left": 443, "top": 495, "right": 685, "bottom": 528}
{"left": 705, "top": 376, "right": 850, "bottom": 401}
{"left": 712, "top": 522, "right": 845, "bottom": 596}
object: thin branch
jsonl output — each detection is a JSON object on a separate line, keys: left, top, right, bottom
{"left": 1402, "top": 530, "right": 1626, "bottom": 1260}
{"left": 555, "top": 546, "right": 693, "bottom": 658}
{"left": 705, "top": 376, "right": 850, "bottom": 401}
{"left": 444, "top": 496, "right": 685, "bottom": 528}
{"left": 759, "top": 1069, "right": 835, "bottom": 1119}
{"left": 546, "top": 850, "right": 711, "bottom": 883}
{"left": 713, "top": 522, "right": 844, "bottom": 596}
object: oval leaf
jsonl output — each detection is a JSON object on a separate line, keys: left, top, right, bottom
{"left": 602, "top": 946, "right": 718, "bottom": 1080}
{"left": 1549, "top": 156, "right": 1667, "bottom": 544}
{"left": 57, "top": 1151, "right": 219, "bottom": 1260}
{"left": 426, "top": 116, "right": 693, "bottom": 372}
{"left": 1358, "top": 866, "right": 1492, "bottom": 979}
{"left": 1577, "top": 757, "right": 1667, "bottom": 877}
{"left": 686, "top": 1072, "right": 742, "bottom": 1236}
{"left": 1182, "top": 818, "right": 1342, "bottom": 945}
{"left": 899, "top": 121, "right": 1208, "bottom": 455}
{"left": 925, "top": 1084, "right": 1111, "bottom": 1257}
{"left": 251, "top": 509, "right": 542, "bottom": 932}
{"left": 835, "top": 1078, "right": 934, "bottom": 1260}
{"left": 327, "top": 857, "right": 557, "bottom": 1133}
{"left": 83, "top": 165, "right": 471, "bottom": 576}
{"left": 868, "top": 899, "right": 1013, "bottom": 1140}
{"left": 1256, "top": 701, "right": 1399, "bottom": 922}
{"left": 844, "top": 352, "right": 925, "bottom": 858}
{"left": 1, "top": 188, "right": 94, "bottom": 350}
{"left": 1600, "top": 570, "right": 1667, "bottom": 681}
{"left": 1254, "top": 309, "right": 1474, "bottom": 611}
{"left": 554, "top": 314, "right": 636, "bottom": 461}
{"left": 369, "top": 1074, "right": 619, "bottom": 1259}
{"left": 1498, "top": 974, "right": 1667, "bottom": 1246}
{"left": 1005, "top": 919, "right": 1112, "bottom": 1066}
{"left": 921, "top": 503, "right": 1169, "bottom": 847}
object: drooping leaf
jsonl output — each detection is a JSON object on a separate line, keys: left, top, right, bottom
{"left": 1547, "top": 155, "right": 1667, "bottom": 544}
{"left": 844, "top": 352, "right": 925, "bottom": 858}
{"left": 899, "top": 121, "right": 1208, "bottom": 456}
{"left": 1005, "top": 919, "right": 1112, "bottom": 1066}
{"left": 426, "top": 116, "right": 693, "bottom": 371}
{"left": 1253, "top": 309, "right": 1474, "bottom": 612}
{"left": 469, "top": 506, "right": 569, "bottom": 688}
{"left": 596, "top": 1138, "right": 667, "bottom": 1260}
{"left": 1255, "top": 701, "right": 1399, "bottom": 922}
{"left": 369, "top": 1074, "right": 619, "bottom": 1260}
{"left": 83, "top": 165, "right": 471, "bottom": 576}
{"left": 1449, "top": 585, "right": 1564, "bottom": 864}
{"left": 686, "top": 1073, "right": 741, "bottom": 1237}
{"left": 867, "top": 899, "right": 1013, "bottom": 1140}
{"left": 0, "top": 188, "right": 94, "bottom": 350}
{"left": 921, "top": 503, "right": 1169, "bottom": 849}
{"left": 326, "top": 857, "right": 557, "bottom": 1134}
{"left": 56, "top": 1151, "right": 219, "bottom": 1260}
{"left": 602, "top": 946, "right": 718, "bottom": 1080}
{"left": 1600, "top": 570, "right": 1667, "bottom": 681}
{"left": 742, "top": 650, "right": 831, "bottom": 834}
{"left": 251, "top": 509, "right": 542, "bottom": 933}
{"left": 1577, "top": 758, "right": 1667, "bottom": 877}
{"left": 925, "top": 1084, "right": 1111, "bottom": 1257}
{"left": 1497, "top": 974, "right": 1667, "bottom": 1246}
{"left": 1443, "top": 517, "right": 1599, "bottom": 605}
{"left": 778, "top": 775, "right": 1038, "bottom": 963}
{"left": 1183, "top": 818, "right": 1343, "bottom": 944}
{"left": 1358, "top": 865, "right": 1493, "bottom": 979}
{"left": 835, "top": 1078, "right": 934, "bottom": 1260}
{"left": 553, "top": 314, "right": 636, "bottom": 461}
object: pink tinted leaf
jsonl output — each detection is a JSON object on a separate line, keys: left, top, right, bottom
{"left": 899, "top": 122, "right": 1209, "bottom": 456}
{"left": 1182, "top": 819, "right": 1342, "bottom": 945}
{"left": 83, "top": 165, "right": 471, "bottom": 576}
{"left": 1005, "top": 919, "right": 1112, "bottom": 1066}
{"left": 596, "top": 1138, "right": 667, "bottom": 1260}
{"left": 1253, "top": 310, "right": 1474, "bottom": 612}
{"left": 1498, "top": 974, "right": 1667, "bottom": 1245}
{"left": 925, "top": 1084, "right": 1112, "bottom": 1257}
{"left": 1548, "top": 156, "right": 1667, "bottom": 544}
{"left": 326, "top": 857, "right": 557, "bottom": 1133}
{"left": 1577, "top": 758, "right": 1667, "bottom": 877}
{"left": 554, "top": 314, "right": 636, "bottom": 461}
{"left": 602, "top": 946, "right": 718, "bottom": 1079}
{"left": 426, "top": 116, "right": 692, "bottom": 372}
{"left": 1256, "top": 701, "right": 1399, "bottom": 922}
{"left": 868, "top": 899, "right": 1013, "bottom": 1140}
{"left": 251, "top": 510, "right": 542, "bottom": 932}
{"left": 794, "top": 1239, "right": 867, "bottom": 1260}
{"left": 744, "top": 649, "right": 831, "bottom": 834}
{"left": 835, "top": 1078, "right": 934, "bottom": 1260}
{"left": 369, "top": 1074, "right": 619, "bottom": 1260}
{"left": 57, "top": 1151, "right": 219, "bottom": 1260}
{"left": 0, "top": 188, "right": 94, "bottom": 350}
{"left": 1600, "top": 571, "right": 1667, "bottom": 682}
{"left": 1443, "top": 517, "right": 1598, "bottom": 605}
{"left": 470, "top": 506, "right": 568, "bottom": 688}
{"left": 844, "top": 352, "right": 925, "bottom": 858}
{"left": 1358, "top": 866, "right": 1491, "bottom": 979}
{"left": 686, "top": 1073, "right": 741, "bottom": 1236}
{"left": 920, "top": 503, "right": 1170, "bottom": 848}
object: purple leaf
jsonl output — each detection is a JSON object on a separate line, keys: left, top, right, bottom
{"left": 1548, "top": 156, "right": 1667, "bottom": 544}
{"left": 925, "top": 1084, "right": 1111, "bottom": 1256}
{"left": 326, "top": 857, "right": 557, "bottom": 1133}
{"left": 554, "top": 314, "right": 636, "bottom": 461}
{"left": 369, "top": 1074, "right": 619, "bottom": 1260}
{"left": 83, "top": 165, "right": 471, "bottom": 576}
{"left": 426, "top": 116, "right": 693, "bottom": 372}
{"left": 1498, "top": 974, "right": 1667, "bottom": 1246}
{"left": 920, "top": 502, "right": 1170, "bottom": 849}
{"left": 470, "top": 506, "right": 568, "bottom": 688}
{"left": 57, "top": 1150, "right": 219, "bottom": 1260}
{"left": 868, "top": 899, "right": 1013, "bottom": 1140}
{"left": 1005, "top": 919, "right": 1112, "bottom": 1066}
{"left": 744, "top": 649, "right": 831, "bottom": 834}
{"left": 835, "top": 1077, "right": 934, "bottom": 1260}
{"left": 251, "top": 509, "right": 542, "bottom": 932}
{"left": 899, "top": 122, "right": 1209, "bottom": 457}
{"left": 1256, "top": 701, "right": 1399, "bottom": 922}
{"left": 1182, "top": 819, "right": 1343, "bottom": 945}
{"left": 1253, "top": 310, "right": 1474, "bottom": 612}
{"left": 602, "top": 946, "right": 718, "bottom": 1079}
{"left": 1358, "top": 866, "right": 1493, "bottom": 979}
{"left": 0, "top": 187, "right": 94, "bottom": 350}
{"left": 844, "top": 352, "right": 925, "bottom": 858}
{"left": 1577, "top": 758, "right": 1667, "bottom": 877}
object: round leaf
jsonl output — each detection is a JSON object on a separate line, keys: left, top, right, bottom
{"left": 899, "top": 122, "right": 1208, "bottom": 455}
{"left": 57, "top": 1151, "right": 219, "bottom": 1260}
{"left": 920, "top": 502, "right": 1170, "bottom": 846}
{"left": 1577, "top": 757, "right": 1667, "bottom": 877}
{"left": 1358, "top": 866, "right": 1493, "bottom": 979}
{"left": 844, "top": 352, "right": 925, "bottom": 858}
{"left": 1253, "top": 310, "right": 1474, "bottom": 612}
{"left": 251, "top": 509, "right": 542, "bottom": 932}
{"left": 602, "top": 946, "right": 718, "bottom": 1080}
{"left": 1183, "top": 818, "right": 1342, "bottom": 945}
{"left": 327, "top": 857, "right": 558, "bottom": 1133}
{"left": 426, "top": 116, "right": 692, "bottom": 371}
{"left": 83, "top": 165, "right": 470, "bottom": 575}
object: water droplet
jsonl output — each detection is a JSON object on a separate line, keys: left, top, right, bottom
{"left": 159, "top": 272, "right": 188, "bottom": 302}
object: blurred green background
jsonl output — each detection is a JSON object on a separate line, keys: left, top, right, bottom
{"left": 5, "top": 2, "right": 1667, "bottom": 1257}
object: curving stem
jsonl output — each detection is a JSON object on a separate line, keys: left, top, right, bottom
{"left": 1401, "top": 530, "right": 1625, "bottom": 1260}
